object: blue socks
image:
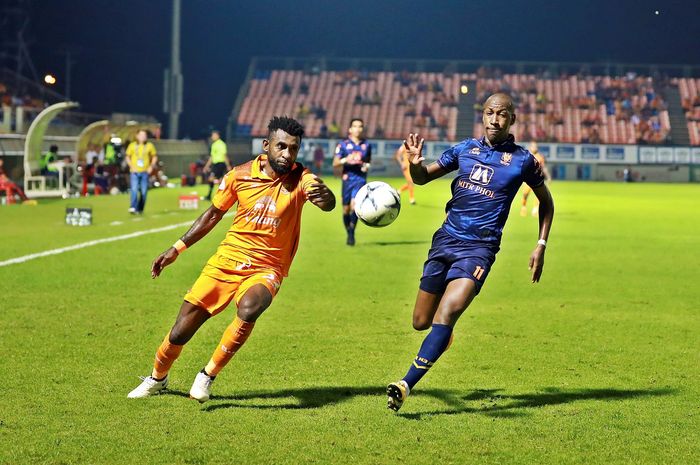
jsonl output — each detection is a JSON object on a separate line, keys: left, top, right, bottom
{"left": 343, "top": 212, "right": 357, "bottom": 233}
{"left": 402, "top": 324, "right": 453, "bottom": 390}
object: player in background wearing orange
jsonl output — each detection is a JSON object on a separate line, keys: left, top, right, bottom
{"left": 395, "top": 145, "right": 416, "bottom": 205}
{"left": 520, "top": 142, "right": 549, "bottom": 217}
{"left": 127, "top": 116, "right": 335, "bottom": 402}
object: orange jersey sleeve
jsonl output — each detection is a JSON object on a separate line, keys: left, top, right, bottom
{"left": 212, "top": 170, "right": 238, "bottom": 211}
{"left": 300, "top": 169, "right": 317, "bottom": 201}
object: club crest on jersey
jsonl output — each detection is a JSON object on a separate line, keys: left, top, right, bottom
{"left": 469, "top": 164, "right": 494, "bottom": 186}
{"left": 470, "top": 147, "right": 480, "bottom": 155}
{"left": 500, "top": 153, "right": 512, "bottom": 166}
{"left": 346, "top": 143, "right": 354, "bottom": 150}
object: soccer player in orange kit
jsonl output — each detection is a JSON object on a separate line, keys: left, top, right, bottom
{"left": 395, "top": 144, "right": 416, "bottom": 205}
{"left": 520, "top": 142, "right": 549, "bottom": 216}
{"left": 127, "top": 116, "right": 335, "bottom": 402}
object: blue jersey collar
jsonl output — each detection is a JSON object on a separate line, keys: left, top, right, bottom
{"left": 478, "top": 134, "right": 516, "bottom": 151}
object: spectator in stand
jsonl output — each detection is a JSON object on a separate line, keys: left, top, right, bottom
{"left": 315, "top": 102, "right": 326, "bottom": 120}
{"left": 296, "top": 102, "right": 310, "bottom": 119}
{"left": 328, "top": 120, "right": 340, "bottom": 138}
{"left": 299, "top": 81, "right": 309, "bottom": 95}
{"left": 282, "top": 82, "right": 292, "bottom": 95}
{"left": 374, "top": 124, "right": 385, "bottom": 138}
{"left": 319, "top": 121, "right": 328, "bottom": 138}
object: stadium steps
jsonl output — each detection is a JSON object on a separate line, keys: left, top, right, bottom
{"left": 665, "top": 85, "right": 691, "bottom": 145}
{"left": 456, "top": 80, "right": 476, "bottom": 140}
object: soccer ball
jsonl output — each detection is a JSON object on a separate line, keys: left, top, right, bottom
{"left": 353, "top": 181, "right": 401, "bottom": 227}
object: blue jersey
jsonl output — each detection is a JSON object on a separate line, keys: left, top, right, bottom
{"left": 436, "top": 135, "right": 545, "bottom": 245}
{"left": 335, "top": 138, "right": 371, "bottom": 180}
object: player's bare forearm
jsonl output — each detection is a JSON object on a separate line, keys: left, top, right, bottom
{"left": 151, "top": 205, "right": 227, "bottom": 278}
{"left": 410, "top": 162, "right": 447, "bottom": 185}
{"left": 533, "top": 184, "right": 554, "bottom": 241}
{"left": 409, "top": 163, "right": 430, "bottom": 185}
{"left": 181, "top": 205, "right": 227, "bottom": 246}
{"left": 528, "top": 184, "right": 554, "bottom": 283}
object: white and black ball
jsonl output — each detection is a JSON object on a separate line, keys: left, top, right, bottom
{"left": 353, "top": 181, "right": 401, "bottom": 227}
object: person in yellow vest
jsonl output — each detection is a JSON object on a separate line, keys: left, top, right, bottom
{"left": 126, "top": 129, "right": 158, "bottom": 214}
{"left": 203, "top": 130, "right": 231, "bottom": 201}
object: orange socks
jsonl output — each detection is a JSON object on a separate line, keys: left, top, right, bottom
{"left": 204, "top": 317, "right": 255, "bottom": 377}
{"left": 152, "top": 332, "right": 183, "bottom": 379}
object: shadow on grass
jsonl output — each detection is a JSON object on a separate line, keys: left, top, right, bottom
{"left": 364, "top": 240, "right": 429, "bottom": 247}
{"left": 163, "top": 386, "right": 385, "bottom": 411}
{"left": 397, "top": 386, "right": 676, "bottom": 420}
{"left": 163, "top": 385, "right": 674, "bottom": 416}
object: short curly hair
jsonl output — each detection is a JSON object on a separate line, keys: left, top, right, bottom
{"left": 268, "top": 116, "right": 305, "bottom": 140}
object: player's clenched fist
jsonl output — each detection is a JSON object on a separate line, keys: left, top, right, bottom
{"left": 306, "top": 176, "right": 336, "bottom": 211}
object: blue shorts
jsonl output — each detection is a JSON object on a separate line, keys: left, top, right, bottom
{"left": 420, "top": 228, "right": 499, "bottom": 295}
{"left": 342, "top": 175, "right": 366, "bottom": 205}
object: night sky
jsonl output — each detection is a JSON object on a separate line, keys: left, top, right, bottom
{"left": 24, "top": 0, "right": 700, "bottom": 138}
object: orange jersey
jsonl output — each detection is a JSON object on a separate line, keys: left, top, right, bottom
{"left": 532, "top": 151, "right": 546, "bottom": 166}
{"left": 211, "top": 154, "right": 316, "bottom": 277}
{"left": 396, "top": 146, "right": 410, "bottom": 171}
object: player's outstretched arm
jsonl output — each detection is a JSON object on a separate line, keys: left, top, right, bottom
{"left": 151, "top": 205, "right": 228, "bottom": 278}
{"left": 405, "top": 133, "right": 448, "bottom": 185}
{"left": 528, "top": 184, "right": 554, "bottom": 283}
{"left": 306, "top": 175, "right": 336, "bottom": 212}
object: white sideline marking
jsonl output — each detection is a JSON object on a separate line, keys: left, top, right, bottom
{"left": 0, "top": 220, "right": 193, "bottom": 268}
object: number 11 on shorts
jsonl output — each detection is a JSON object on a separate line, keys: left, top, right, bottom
{"left": 473, "top": 265, "right": 485, "bottom": 280}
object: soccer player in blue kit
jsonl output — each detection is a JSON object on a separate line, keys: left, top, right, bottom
{"left": 333, "top": 118, "right": 371, "bottom": 246}
{"left": 387, "top": 93, "right": 555, "bottom": 411}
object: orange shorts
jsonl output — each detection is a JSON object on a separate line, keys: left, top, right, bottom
{"left": 184, "top": 254, "right": 283, "bottom": 316}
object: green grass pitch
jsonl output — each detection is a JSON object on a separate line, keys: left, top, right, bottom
{"left": 0, "top": 178, "right": 698, "bottom": 464}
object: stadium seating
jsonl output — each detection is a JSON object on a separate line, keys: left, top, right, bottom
{"left": 237, "top": 70, "right": 467, "bottom": 140}
{"left": 676, "top": 77, "right": 700, "bottom": 146}
{"left": 236, "top": 68, "right": 685, "bottom": 145}
{"left": 472, "top": 73, "right": 670, "bottom": 145}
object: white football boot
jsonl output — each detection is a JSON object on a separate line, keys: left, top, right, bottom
{"left": 189, "top": 370, "right": 215, "bottom": 403}
{"left": 127, "top": 375, "right": 168, "bottom": 398}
